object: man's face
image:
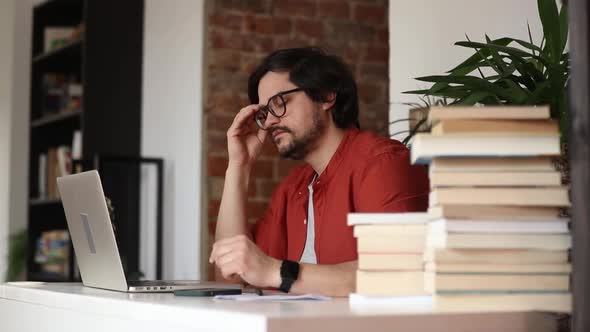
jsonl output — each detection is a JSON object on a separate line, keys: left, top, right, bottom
{"left": 257, "top": 71, "right": 327, "bottom": 160}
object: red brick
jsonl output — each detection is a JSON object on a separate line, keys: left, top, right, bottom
{"left": 275, "top": 37, "right": 313, "bottom": 50}
{"left": 251, "top": 159, "right": 274, "bottom": 179}
{"left": 206, "top": 112, "right": 235, "bottom": 133}
{"left": 259, "top": 139, "right": 278, "bottom": 157}
{"left": 365, "top": 45, "right": 388, "bottom": 63}
{"left": 214, "top": 0, "right": 271, "bottom": 14}
{"left": 206, "top": 92, "right": 241, "bottom": 114}
{"left": 318, "top": 0, "right": 350, "bottom": 19}
{"left": 273, "top": 0, "right": 317, "bottom": 18}
{"left": 353, "top": 3, "right": 386, "bottom": 25}
{"left": 277, "top": 159, "right": 304, "bottom": 178}
{"left": 376, "top": 27, "right": 388, "bottom": 43}
{"left": 207, "top": 132, "right": 228, "bottom": 155}
{"left": 209, "top": 12, "right": 244, "bottom": 31}
{"left": 208, "top": 156, "right": 228, "bottom": 176}
{"left": 295, "top": 19, "right": 325, "bottom": 39}
{"left": 357, "top": 82, "right": 380, "bottom": 103}
{"left": 208, "top": 49, "right": 241, "bottom": 70}
{"left": 244, "top": 15, "right": 292, "bottom": 35}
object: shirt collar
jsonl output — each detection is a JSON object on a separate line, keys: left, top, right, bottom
{"left": 302, "top": 127, "right": 360, "bottom": 187}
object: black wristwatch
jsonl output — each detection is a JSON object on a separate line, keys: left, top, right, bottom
{"left": 279, "top": 260, "right": 300, "bottom": 293}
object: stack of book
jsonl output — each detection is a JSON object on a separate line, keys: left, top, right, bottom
{"left": 350, "top": 106, "right": 571, "bottom": 312}
{"left": 350, "top": 213, "right": 433, "bottom": 297}
{"left": 417, "top": 105, "right": 570, "bottom": 310}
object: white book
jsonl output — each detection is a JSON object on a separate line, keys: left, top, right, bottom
{"left": 429, "top": 187, "right": 571, "bottom": 207}
{"left": 427, "top": 105, "right": 550, "bottom": 121}
{"left": 354, "top": 224, "right": 428, "bottom": 237}
{"left": 348, "top": 212, "right": 433, "bottom": 226}
{"left": 411, "top": 134, "right": 560, "bottom": 164}
{"left": 430, "top": 156, "right": 555, "bottom": 172}
{"left": 429, "top": 171, "right": 562, "bottom": 187}
{"left": 424, "top": 262, "right": 572, "bottom": 274}
{"left": 427, "top": 233, "right": 571, "bottom": 250}
{"left": 424, "top": 248, "right": 568, "bottom": 265}
{"left": 428, "top": 218, "right": 570, "bottom": 234}
{"left": 359, "top": 253, "right": 424, "bottom": 270}
{"left": 349, "top": 293, "right": 571, "bottom": 314}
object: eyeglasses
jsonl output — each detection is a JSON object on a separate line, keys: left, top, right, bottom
{"left": 254, "top": 88, "right": 303, "bottom": 130}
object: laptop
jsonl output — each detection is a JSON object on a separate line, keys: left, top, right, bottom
{"left": 57, "top": 170, "right": 241, "bottom": 293}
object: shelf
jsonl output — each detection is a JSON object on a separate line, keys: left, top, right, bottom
{"left": 29, "top": 197, "right": 61, "bottom": 206}
{"left": 33, "top": 38, "right": 82, "bottom": 64}
{"left": 31, "top": 109, "right": 81, "bottom": 128}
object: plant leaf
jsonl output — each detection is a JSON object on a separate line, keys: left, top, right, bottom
{"left": 528, "top": 21, "right": 537, "bottom": 58}
{"left": 447, "top": 37, "right": 512, "bottom": 73}
{"left": 453, "top": 91, "right": 495, "bottom": 105}
{"left": 559, "top": 4, "right": 568, "bottom": 54}
{"left": 538, "top": 0, "right": 561, "bottom": 63}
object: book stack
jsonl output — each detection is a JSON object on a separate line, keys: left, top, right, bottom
{"left": 414, "top": 105, "right": 571, "bottom": 311}
{"left": 350, "top": 212, "right": 433, "bottom": 297}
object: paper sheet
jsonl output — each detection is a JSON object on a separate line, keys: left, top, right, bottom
{"left": 214, "top": 293, "right": 331, "bottom": 301}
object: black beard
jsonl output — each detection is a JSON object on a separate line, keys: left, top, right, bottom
{"left": 276, "top": 111, "right": 325, "bottom": 160}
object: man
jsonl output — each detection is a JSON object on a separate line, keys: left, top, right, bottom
{"left": 209, "top": 47, "right": 429, "bottom": 296}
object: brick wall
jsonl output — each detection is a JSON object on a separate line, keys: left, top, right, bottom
{"left": 205, "top": 0, "right": 389, "bottom": 278}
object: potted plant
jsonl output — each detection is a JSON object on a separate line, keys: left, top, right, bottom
{"left": 403, "top": 0, "right": 569, "bottom": 144}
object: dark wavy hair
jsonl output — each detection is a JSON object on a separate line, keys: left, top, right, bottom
{"left": 248, "top": 47, "right": 360, "bottom": 129}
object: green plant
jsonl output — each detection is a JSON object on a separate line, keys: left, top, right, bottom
{"left": 6, "top": 229, "right": 27, "bottom": 281}
{"left": 404, "top": 0, "right": 569, "bottom": 140}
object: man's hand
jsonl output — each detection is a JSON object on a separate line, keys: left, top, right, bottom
{"left": 227, "top": 105, "right": 268, "bottom": 168}
{"left": 209, "top": 234, "right": 281, "bottom": 288}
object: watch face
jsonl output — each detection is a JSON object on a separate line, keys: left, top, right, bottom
{"left": 281, "top": 260, "right": 300, "bottom": 280}
{"left": 280, "top": 260, "right": 300, "bottom": 292}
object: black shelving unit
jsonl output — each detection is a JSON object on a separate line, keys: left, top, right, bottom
{"left": 27, "top": 0, "right": 145, "bottom": 282}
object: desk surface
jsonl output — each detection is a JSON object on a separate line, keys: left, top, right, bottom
{"left": 0, "top": 282, "right": 566, "bottom": 332}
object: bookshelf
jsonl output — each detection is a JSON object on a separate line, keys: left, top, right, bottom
{"left": 27, "top": 0, "right": 145, "bottom": 282}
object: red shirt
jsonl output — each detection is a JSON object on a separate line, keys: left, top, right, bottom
{"left": 253, "top": 128, "right": 430, "bottom": 264}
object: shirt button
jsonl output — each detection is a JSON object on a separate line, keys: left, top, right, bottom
{"left": 304, "top": 218, "right": 307, "bottom": 224}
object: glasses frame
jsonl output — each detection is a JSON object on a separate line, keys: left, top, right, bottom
{"left": 254, "top": 88, "right": 303, "bottom": 130}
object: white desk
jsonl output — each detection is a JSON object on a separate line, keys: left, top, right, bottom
{"left": 0, "top": 282, "right": 564, "bottom": 332}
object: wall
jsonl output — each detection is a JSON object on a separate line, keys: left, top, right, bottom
{"left": 142, "top": 0, "right": 206, "bottom": 280}
{"left": 389, "top": 0, "right": 544, "bottom": 140}
{"left": 205, "top": 0, "right": 389, "bottom": 278}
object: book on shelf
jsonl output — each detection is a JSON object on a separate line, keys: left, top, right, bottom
{"left": 429, "top": 171, "right": 562, "bottom": 187}
{"left": 43, "top": 27, "right": 75, "bottom": 53}
{"left": 429, "top": 156, "right": 556, "bottom": 173}
{"left": 429, "top": 186, "right": 571, "bottom": 207}
{"left": 427, "top": 105, "right": 550, "bottom": 122}
{"left": 33, "top": 230, "right": 71, "bottom": 279}
{"left": 411, "top": 133, "right": 561, "bottom": 164}
{"left": 428, "top": 205, "right": 562, "bottom": 220}
{"left": 38, "top": 153, "right": 47, "bottom": 199}
{"left": 431, "top": 119, "right": 559, "bottom": 135}
{"left": 354, "top": 224, "right": 428, "bottom": 237}
{"left": 42, "top": 145, "right": 73, "bottom": 199}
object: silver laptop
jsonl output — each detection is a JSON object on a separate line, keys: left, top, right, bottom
{"left": 57, "top": 170, "right": 240, "bottom": 293}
